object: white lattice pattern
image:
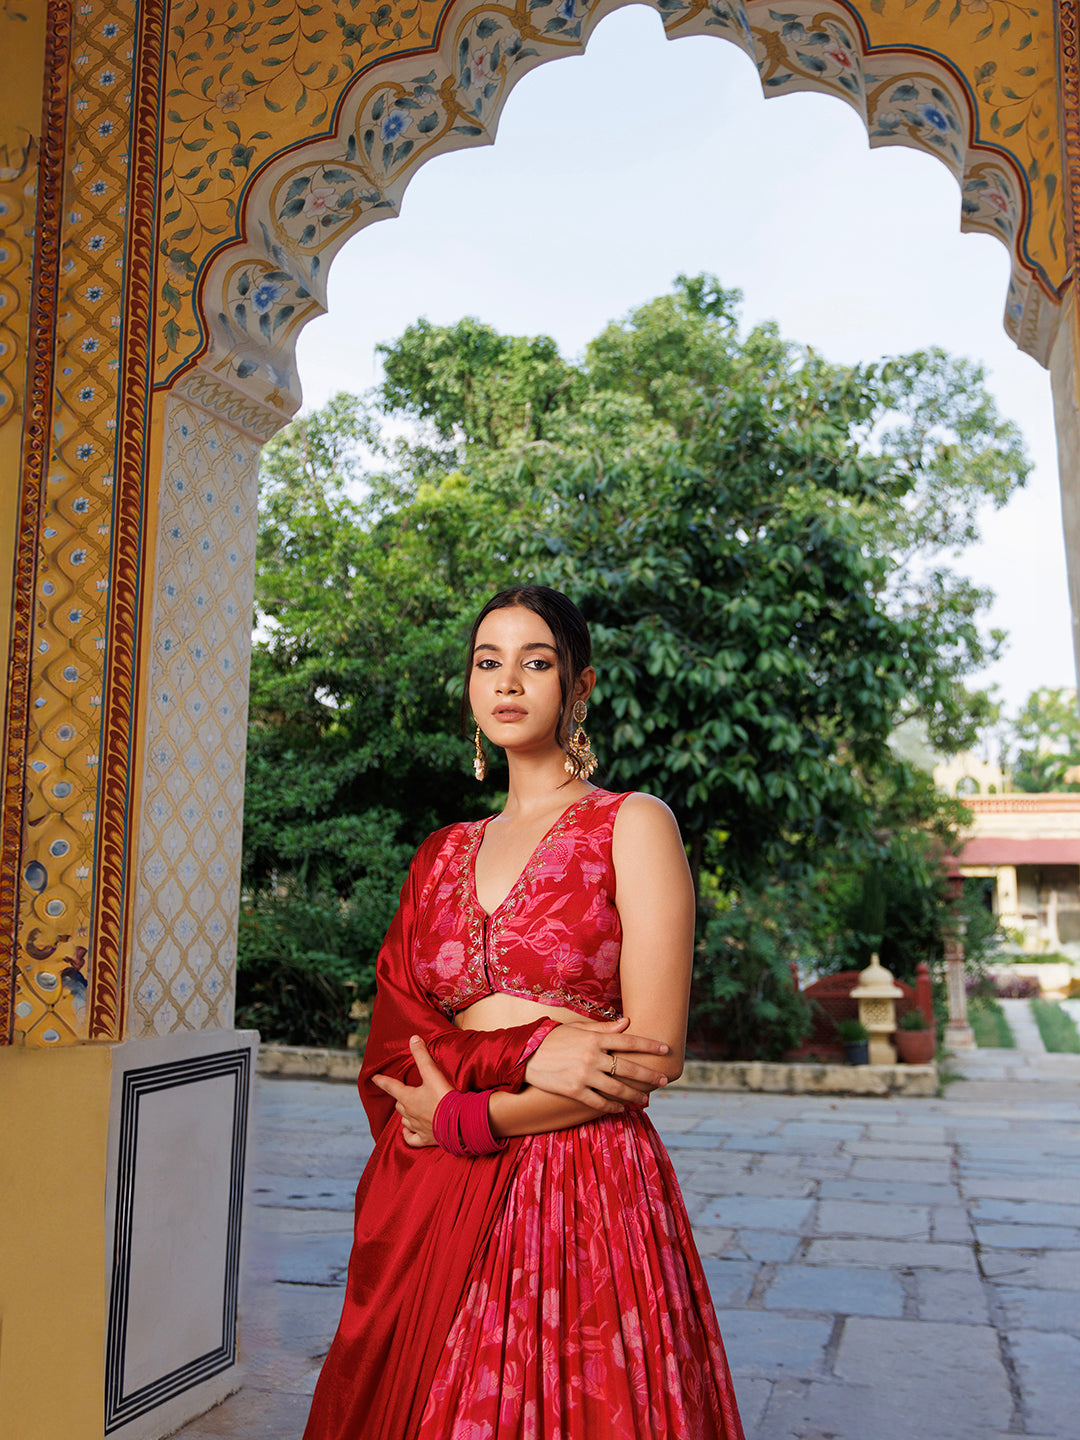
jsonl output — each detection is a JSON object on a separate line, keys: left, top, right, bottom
{"left": 127, "top": 398, "right": 259, "bottom": 1036}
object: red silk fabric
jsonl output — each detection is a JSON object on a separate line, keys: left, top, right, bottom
{"left": 303, "top": 829, "right": 557, "bottom": 1440}
{"left": 304, "top": 797, "right": 745, "bottom": 1440}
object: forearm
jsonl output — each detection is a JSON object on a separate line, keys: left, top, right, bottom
{"left": 488, "top": 1085, "right": 640, "bottom": 1138}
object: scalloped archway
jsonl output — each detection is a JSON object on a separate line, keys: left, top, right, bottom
{"left": 160, "top": 0, "right": 1069, "bottom": 434}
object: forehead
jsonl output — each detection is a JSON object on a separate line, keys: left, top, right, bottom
{"left": 473, "top": 605, "right": 557, "bottom": 651}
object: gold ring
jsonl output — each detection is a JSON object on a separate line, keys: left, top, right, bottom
{"left": 609, "top": 1052, "right": 619, "bottom": 1077}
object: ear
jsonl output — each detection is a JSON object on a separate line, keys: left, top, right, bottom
{"left": 573, "top": 667, "right": 597, "bottom": 706}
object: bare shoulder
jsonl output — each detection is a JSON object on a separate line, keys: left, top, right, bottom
{"left": 611, "top": 792, "right": 685, "bottom": 860}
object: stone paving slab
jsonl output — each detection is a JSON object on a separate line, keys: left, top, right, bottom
{"left": 1007, "top": 1330, "right": 1080, "bottom": 1436}
{"left": 913, "top": 1269, "right": 991, "bottom": 1324}
{"left": 174, "top": 1045, "right": 1079, "bottom": 1440}
{"left": 834, "top": 1318, "right": 1014, "bottom": 1436}
{"left": 761, "top": 1263, "right": 904, "bottom": 1317}
{"left": 993, "top": 1285, "right": 1080, "bottom": 1334}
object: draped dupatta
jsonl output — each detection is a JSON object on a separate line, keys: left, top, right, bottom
{"left": 303, "top": 827, "right": 558, "bottom": 1440}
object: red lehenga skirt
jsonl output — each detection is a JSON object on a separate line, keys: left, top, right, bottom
{"left": 305, "top": 1107, "right": 745, "bottom": 1440}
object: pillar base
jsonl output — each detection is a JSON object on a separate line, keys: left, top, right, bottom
{"left": 946, "top": 1024, "right": 977, "bottom": 1050}
{"left": 867, "top": 1035, "right": 897, "bottom": 1065}
{"left": 0, "top": 1028, "right": 257, "bottom": 1440}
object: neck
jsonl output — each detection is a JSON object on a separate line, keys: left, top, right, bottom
{"left": 501, "top": 748, "right": 591, "bottom": 820}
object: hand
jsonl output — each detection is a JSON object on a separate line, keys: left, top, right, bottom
{"left": 372, "top": 1035, "right": 454, "bottom": 1148}
{"left": 524, "top": 1017, "right": 670, "bottom": 1112}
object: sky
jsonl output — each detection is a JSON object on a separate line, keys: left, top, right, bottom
{"left": 292, "top": 4, "right": 1075, "bottom": 719}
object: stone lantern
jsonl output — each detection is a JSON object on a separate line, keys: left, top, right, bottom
{"left": 851, "top": 954, "right": 904, "bottom": 1065}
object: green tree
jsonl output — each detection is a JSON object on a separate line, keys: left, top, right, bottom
{"left": 242, "top": 277, "right": 1029, "bottom": 1048}
{"left": 1010, "top": 687, "right": 1080, "bottom": 792}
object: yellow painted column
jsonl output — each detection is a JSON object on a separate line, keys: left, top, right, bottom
{"left": 0, "top": 1045, "right": 111, "bottom": 1440}
{"left": 0, "top": 4, "right": 47, "bottom": 742}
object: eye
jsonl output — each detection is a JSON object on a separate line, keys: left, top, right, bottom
{"left": 524, "top": 659, "right": 553, "bottom": 671}
{"left": 474, "top": 658, "right": 499, "bottom": 670}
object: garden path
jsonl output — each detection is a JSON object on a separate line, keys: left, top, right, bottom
{"left": 174, "top": 1046, "right": 1080, "bottom": 1440}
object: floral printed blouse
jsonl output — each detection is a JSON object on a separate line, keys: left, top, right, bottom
{"left": 411, "top": 788, "right": 632, "bottom": 1022}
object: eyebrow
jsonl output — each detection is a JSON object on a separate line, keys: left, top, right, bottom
{"left": 473, "top": 642, "right": 557, "bottom": 655}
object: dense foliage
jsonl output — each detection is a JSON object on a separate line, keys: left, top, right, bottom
{"left": 1008, "top": 687, "right": 1080, "bottom": 792}
{"left": 240, "top": 276, "right": 1028, "bottom": 1050}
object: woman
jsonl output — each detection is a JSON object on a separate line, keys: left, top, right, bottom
{"left": 303, "top": 586, "right": 744, "bottom": 1440}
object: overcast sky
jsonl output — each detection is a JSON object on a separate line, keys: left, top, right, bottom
{"left": 292, "top": 4, "right": 1075, "bottom": 718}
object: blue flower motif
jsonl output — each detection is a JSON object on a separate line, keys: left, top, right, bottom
{"left": 251, "top": 281, "right": 285, "bottom": 313}
{"left": 87, "top": 234, "right": 105, "bottom": 251}
{"left": 86, "top": 285, "right": 103, "bottom": 301}
{"left": 99, "top": 70, "right": 116, "bottom": 86}
{"left": 75, "top": 443, "right": 93, "bottom": 461}
{"left": 78, "top": 387, "right": 94, "bottom": 402}
{"left": 103, "top": 21, "right": 119, "bottom": 37}
{"left": 380, "top": 109, "right": 412, "bottom": 142}
{"left": 82, "top": 337, "right": 99, "bottom": 353}
{"left": 98, "top": 119, "right": 114, "bottom": 137}
{"left": 90, "top": 180, "right": 107, "bottom": 196}
{"left": 920, "top": 104, "right": 949, "bottom": 131}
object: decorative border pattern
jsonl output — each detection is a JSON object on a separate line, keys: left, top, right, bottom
{"left": 90, "top": 0, "right": 168, "bottom": 1041}
{"left": 0, "top": 1, "right": 73, "bottom": 1045}
{"left": 104, "top": 1047, "right": 250, "bottom": 1432}
{"left": 1059, "top": 0, "right": 1080, "bottom": 279}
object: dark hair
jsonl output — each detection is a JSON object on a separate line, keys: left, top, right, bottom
{"left": 460, "top": 586, "right": 591, "bottom": 747}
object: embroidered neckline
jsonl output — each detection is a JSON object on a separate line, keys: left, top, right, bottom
{"left": 467, "top": 788, "right": 607, "bottom": 921}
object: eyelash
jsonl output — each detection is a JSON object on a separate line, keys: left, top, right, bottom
{"left": 474, "top": 658, "right": 553, "bottom": 672}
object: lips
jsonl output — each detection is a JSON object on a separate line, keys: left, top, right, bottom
{"left": 493, "top": 707, "right": 526, "bottom": 721}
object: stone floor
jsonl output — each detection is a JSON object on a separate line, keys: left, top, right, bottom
{"left": 175, "top": 1023, "right": 1080, "bottom": 1440}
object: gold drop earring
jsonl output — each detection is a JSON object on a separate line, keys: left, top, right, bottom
{"left": 564, "top": 699, "right": 598, "bottom": 780}
{"left": 473, "top": 723, "right": 488, "bottom": 782}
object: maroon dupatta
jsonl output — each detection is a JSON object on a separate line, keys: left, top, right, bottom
{"left": 303, "top": 827, "right": 557, "bottom": 1440}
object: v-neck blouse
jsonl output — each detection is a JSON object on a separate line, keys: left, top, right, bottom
{"left": 411, "top": 788, "right": 633, "bottom": 1021}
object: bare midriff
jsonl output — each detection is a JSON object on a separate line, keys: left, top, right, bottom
{"left": 455, "top": 993, "right": 586, "bottom": 1033}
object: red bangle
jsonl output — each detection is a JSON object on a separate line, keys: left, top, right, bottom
{"left": 432, "top": 1090, "right": 507, "bottom": 1157}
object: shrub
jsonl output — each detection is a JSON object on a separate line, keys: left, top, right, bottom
{"left": 993, "top": 975, "right": 1041, "bottom": 999}
{"left": 837, "top": 1017, "right": 869, "bottom": 1043}
{"left": 236, "top": 871, "right": 402, "bottom": 1046}
{"left": 688, "top": 886, "right": 813, "bottom": 1061}
{"left": 898, "top": 1008, "right": 929, "bottom": 1031}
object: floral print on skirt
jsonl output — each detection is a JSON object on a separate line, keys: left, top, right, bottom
{"left": 417, "top": 1110, "right": 745, "bottom": 1440}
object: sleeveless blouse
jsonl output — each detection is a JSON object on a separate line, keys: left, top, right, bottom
{"left": 411, "top": 788, "right": 632, "bottom": 1022}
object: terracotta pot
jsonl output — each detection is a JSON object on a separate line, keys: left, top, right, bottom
{"left": 894, "top": 1028, "right": 936, "bottom": 1065}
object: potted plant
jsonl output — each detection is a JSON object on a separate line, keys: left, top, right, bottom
{"left": 837, "top": 1017, "right": 869, "bottom": 1066}
{"left": 894, "top": 1008, "right": 936, "bottom": 1065}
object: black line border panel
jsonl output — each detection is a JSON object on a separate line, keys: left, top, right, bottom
{"left": 105, "top": 1048, "right": 250, "bottom": 1433}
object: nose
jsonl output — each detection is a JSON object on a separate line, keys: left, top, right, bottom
{"left": 496, "top": 670, "right": 521, "bottom": 695}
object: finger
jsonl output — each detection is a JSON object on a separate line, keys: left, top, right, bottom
{"left": 601, "top": 1032, "right": 670, "bottom": 1056}
{"left": 599, "top": 1057, "right": 669, "bottom": 1088}
{"left": 374, "top": 1074, "right": 407, "bottom": 1101}
{"left": 409, "top": 1034, "right": 452, "bottom": 1093}
{"left": 573, "top": 1016, "right": 631, "bottom": 1033}
{"left": 572, "top": 1084, "right": 631, "bottom": 1114}
{"left": 597, "top": 1081, "right": 652, "bottom": 1106}
{"left": 586, "top": 1091, "right": 629, "bottom": 1116}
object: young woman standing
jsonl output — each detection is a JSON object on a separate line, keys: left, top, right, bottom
{"left": 303, "top": 585, "right": 744, "bottom": 1440}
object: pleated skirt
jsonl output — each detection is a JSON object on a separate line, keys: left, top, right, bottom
{"left": 415, "top": 1111, "right": 745, "bottom": 1440}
